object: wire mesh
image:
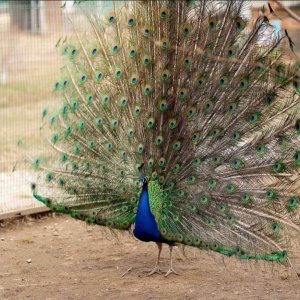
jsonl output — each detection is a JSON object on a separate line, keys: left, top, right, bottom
{"left": 0, "top": 0, "right": 118, "bottom": 215}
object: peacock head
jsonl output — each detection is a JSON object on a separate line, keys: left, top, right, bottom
{"left": 138, "top": 173, "right": 148, "bottom": 187}
{"left": 138, "top": 163, "right": 148, "bottom": 187}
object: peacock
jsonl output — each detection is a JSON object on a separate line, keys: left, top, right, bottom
{"left": 30, "top": 0, "right": 300, "bottom": 277}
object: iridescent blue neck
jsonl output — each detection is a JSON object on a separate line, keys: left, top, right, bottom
{"left": 133, "top": 183, "right": 164, "bottom": 243}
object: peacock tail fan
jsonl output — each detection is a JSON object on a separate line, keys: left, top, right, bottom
{"left": 31, "top": 0, "right": 300, "bottom": 266}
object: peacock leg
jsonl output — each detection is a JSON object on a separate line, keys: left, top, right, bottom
{"left": 165, "top": 245, "right": 180, "bottom": 277}
{"left": 146, "top": 242, "right": 163, "bottom": 276}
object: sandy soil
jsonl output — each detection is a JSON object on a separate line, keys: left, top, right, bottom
{"left": 0, "top": 214, "right": 299, "bottom": 300}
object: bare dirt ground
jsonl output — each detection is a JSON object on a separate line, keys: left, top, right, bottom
{"left": 0, "top": 215, "right": 299, "bottom": 300}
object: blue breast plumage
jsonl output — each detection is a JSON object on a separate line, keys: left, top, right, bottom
{"left": 133, "top": 184, "right": 165, "bottom": 243}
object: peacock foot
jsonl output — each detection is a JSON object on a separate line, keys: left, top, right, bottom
{"left": 164, "top": 268, "right": 180, "bottom": 277}
{"left": 144, "top": 265, "right": 163, "bottom": 276}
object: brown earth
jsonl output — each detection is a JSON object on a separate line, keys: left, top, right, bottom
{"left": 0, "top": 214, "right": 299, "bottom": 300}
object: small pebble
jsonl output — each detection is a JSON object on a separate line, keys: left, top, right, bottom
{"left": 53, "top": 232, "right": 59, "bottom": 236}
{"left": 0, "top": 238, "right": 4, "bottom": 241}
{"left": 27, "top": 259, "right": 32, "bottom": 263}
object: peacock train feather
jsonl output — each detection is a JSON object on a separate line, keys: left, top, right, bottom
{"left": 31, "top": 0, "right": 300, "bottom": 275}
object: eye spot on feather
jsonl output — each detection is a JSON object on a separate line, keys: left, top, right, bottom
{"left": 199, "top": 195, "right": 209, "bottom": 205}
{"left": 102, "top": 96, "right": 109, "bottom": 105}
{"left": 159, "top": 100, "right": 167, "bottom": 111}
{"left": 287, "top": 196, "right": 299, "bottom": 210}
{"left": 182, "top": 23, "right": 191, "bottom": 36}
{"left": 161, "top": 11, "right": 167, "bottom": 18}
{"left": 144, "top": 85, "right": 152, "bottom": 95}
{"left": 197, "top": 77, "right": 206, "bottom": 88}
{"left": 148, "top": 159, "right": 154, "bottom": 168}
{"left": 191, "top": 131, "right": 200, "bottom": 143}
{"left": 208, "top": 16, "right": 218, "bottom": 29}
{"left": 156, "top": 136, "right": 163, "bottom": 146}
{"left": 60, "top": 104, "right": 68, "bottom": 116}
{"left": 227, "top": 214, "right": 235, "bottom": 223}
{"left": 161, "top": 70, "right": 170, "bottom": 81}
{"left": 134, "top": 106, "right": 141, "bottom": 116}
{"left": 208, "top": 178, "right": 218, "bottom": 188}
{"left": 187, "top": 107, "right": 196, "bottom": 118}
{"left": 272, "top": 161, "right": 285, "bottom": 173}
{"left": 219, "top": 76, "right": 228, "bottom": 87}
{"left": 128, "top": 18, "right": 135, "bottom": 26}
{"left": 226, "top": 183, "right": 236, "bottom": 193}
{"left": 183, "top": 57, "right": 191, "bottom": 67}
{"left": 51, "top": 133, "right": 58, "bottom": 144}
{"left": 142, "top": 27, "right": 151, "bottom": 37}
{"left": 206, "top": 218, "right": 215, "bottom": 227}
{"left": 130, "top": 49, "right": 136, "bottom": 57}
{"left": 187, "top": 176, "right": 196, "bottom": 184}
{"left": 146, "top": 117, "right": 155, "bottom": 128}
{"left": 168, "top": 119, "right": 177, "bottom": 129}
{"left": 58, "top": 178, "right": 65, "bottom": 186}
{"left": 60, "top": 153, "right": 68, "bottom": 162}
{"left": 241, "top": 193, "right": 251, "bottom": 204}
{"left": 265, "top": 189, "right": 276, "bottom": 200}
{"left": 173, "top": 141, "right": 181, "bottom": 151}
{"left": 255, "top": 65, "right": 263, "bottom": 72}
{"left": 158, "top": 157, "right": 166, "bottom": 167}
{"left": 235, "top": 17, "right": 245, "bottom": 30}
{"left": 137, "top": 144, "right": 144, "bottom": 154}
